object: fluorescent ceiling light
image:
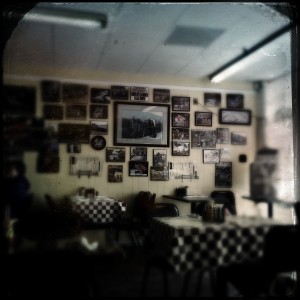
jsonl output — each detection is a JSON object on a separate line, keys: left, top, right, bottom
{"left": 23, "top": 7, "right": 107, "bottom": 29}
{"left": 209, "top": 23, "right": 292, "bottom": 83}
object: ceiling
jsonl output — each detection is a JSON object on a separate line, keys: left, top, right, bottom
{"left": 3, "top": 2, "right": 293, "bottom": 83}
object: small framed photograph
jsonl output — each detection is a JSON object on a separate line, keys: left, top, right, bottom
{"left": 203, "top": 149, "right": 220, "bottom": 164}
{"left": 172, "top": 141, "right": 190, "bottom": 156}
{"left": 150, "top": 166, "right": 169, "bottom": 181}
{"left": 91, "top": 120, "right": 108, "bottom": 135}
{"left": 67, "top": 143, "right": 81, "bottom": 153}
{"left": 41, "top": 80, "right": 60, "bottom": 102}
{"left": 172, "top": 128, "right": 189, "bottom": 140}
{"left": 106, "top": 147, "right": 126, "bottom": 162}
{"left": 217, "top": 128, "right": 229, "bottom": 144}
{"left": 219, "top": 109, "right": 251, "bottom": 125}
{"left": 204, "top": 93, "right": 221, "bottom": 107}
{"left": 90, "top": 104, "right": 108, "bottom": 119}
{"left": 153, "top": 88, "right": 170, "bottom": 103}
{"left": 58, "top": 124, "right": 90, "bottom": 144}
{"left": 62, "top": 83, "right": 88, "bottom": 104}
{"left": 153, "top": 149, "right": 167, "bottom": 167}
{"left": 215, "top": 162, "right": 232, "bottom": 188}
{"left": 172, "top": 113, "right": 190, "bottom": 128}
{"left": 111, "top": 85, "right": 129, "bottom": 100}
{"left": 128, "top": 161, "right": 148, "bottom": 176}
{"left": 195, "top": 112, "right": 212, "bottom": 126}
{"left": 108, "top": 165, "right": 123, "bottom": 182}
{"left": 130, "top": 86, "right": 149, "bottom": 101}
{"left": 231, "top": 132, "right": 247, "bottom": 145}
{"left": 172, "top": 96, "right": 190, "bottom": 111}
{"left": 43, "top": 105, "right": 63, "bottom": 120}
{"left": 130, "top": 147, "right": 147, "bottom": 161}
{"left": 226, "top": 94, "right": 244, "bottom": 108}
{"left": 66, "top": 105, "right": 87, "bottom": 120}
{"left": 91, "top": 88, "right": 111, "bottom": 103}
{"left": 191, "top": 130, "right": 217, "bottom": 148}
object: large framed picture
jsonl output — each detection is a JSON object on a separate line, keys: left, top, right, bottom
{"left": 203, "top": 149, "right": 220, "bottom": 164}
{"left": 219, "top": 109, "right": 251, "bottom": 125}
{"left": 128, "top": 161, "right": 148, "bottom": 176}
{"left": 114, "top": 102, "right": 170, "bottom": 147}
{"left": 215, "top": 162, "right": 232, "bottom": 188}
{"left": 195, "top": 112, "right": 212, "bottom": 126}
{"left": 172, "top": 96, "right": 190, "bottom": 111}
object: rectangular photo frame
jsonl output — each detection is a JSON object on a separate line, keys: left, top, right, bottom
{"left": 172, "top": 141, "right": 190, "bottom": 156}
{"left": 153, "top": 88, "right": 170, "bottom": 103}
{"left": 150, "top": 166, "right": 169, "bottom": 181}
{"left": 191, "top": 130, "right": 217, "bottom": 148}
{"left": 66, "top": 105, "right": 87, "bottom": 120}
{"left": 128, "top": 161, "right": 148, "bottom": 176}
{"left": 204, "top": 92, "right": 221, "bottom": 107}
{"left": 195, "top": 112, "right": 212, "bottom": 126}
{"left": 130, "top": 86, "right": 149, "bottom": 101}
{"left": 62, "top": 83, "right": 88, "bottom": 104}
{"left": 91, "top": 120, "right": 108, "bottom": 135}
{"left": 172, "top": 128, "right": 190, "bottom": 141}
{"left": 111, "top": 85, "right": 129, "bottom": 100}
{"left": 91, "top": 88, "right": 111, "bottom": 103}
{"left": 114, "top": 102, "right": 170, "bottom": 147}
{"left": 217, "top": 128, "right": 230, "bottom": 144}
{"left": 215, "top": 162, "right": 232, "bottom": 188}
{"left": 231, "top": 132, "right": 247, "bottom": 145}
{"left": 172, "top": 113, "right": 190, "bottom": 128}
{"left": 172, "top": 96, "right": 190, "bottom": 111}
{"left": 219, "top": 109, "right": 251, "bottom": 125}
{"left": 108, "top": 165, "right": 123, "bottom": 182}
{"left": 106, "top": 147, "right": 126, "bottom": 162}
{"left": 226, "top": 94, "right": 244, "bottom": 108}
{"left": 130, "top": 147, "right": 147, "bottom": 161}
{"left": 90, "top": 104, "right": 108, "bottom": 119}
{"left": 203, "top": 149, "right": 220, "bottom": 164}
{"left": 153, "top": 149, "right": 167, "bottom": 167}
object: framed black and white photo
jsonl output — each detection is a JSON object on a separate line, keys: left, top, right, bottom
{"left": 195, "top": 112, "right": 212, "bottom": 126}
{"left": 41, "top": 80, "right": 61, "bottom": 102}
{"left": 43, "top": 105, "right": 63, "bottom": 120}
{"left": 191, "top": 130, "right": 217, "bottom": 148}
{"left": 58, "top": 124, "right": 90, "bottom": 143}
{"left": 130, "top": 86, "right": 149, "bottom": 101}
{"left": 153, "top": 149, "right": 167, "bottom": 167}
{"left": 226, "top": 94, "right": 244, "bottom": 108}
{"left": 204, "top": 93, "right": 221, "bottom": 107}
{"left": 90, "top": 135, "right": 106, "bottom": 150}
{"left": 108, "top": 165, "right": 123, "bottom": 182}
{"left": 106, "top": 147, "right": 126, "bottom": 162}
{"left": 114, "top": 102, "right": 170, "bottom": 147}
{"left": 153, "top": 88, "right": 170, "bottom": 103}
{"left": 62, "top": 83, "right": 88, "bottom": 104}
{"left": 172, "top": 141, "right": 190, "bottom": 156}
{"left": 91, "top": 88, "right": 111, "bottom": 103}
{"left": 66, "top": 105, "right": 87, "bottom": 120}
{"left": 67, "top": 143, "right": 81, "bottom": 153}
{"left": 203, "top": 149, "right": 220, "bottom": 164}
{"left": 90, "top": 104, "right": 108, "bottom": 119}
{"left": 172, "top": 113, "right": 190, "bottom": 128}
{"left": 130, "top": 147, "right": 147, "bottom": 161}
{"left": 172, "top": 128, "right": 189, "bottom": 140}
{"left": 215, "top": 162, "right": 232, "bottom": 188}
{"left": 231, "top": 132, "right": 247, "bottom": 145}
{"left": 91, "top": 120, "right": 108, "bottom": 135}
{"left": 129, "top": 161, "right": 148, "bottom": 176}
{"left": 217, "top": 128, "right": 229, "bottom": 144}
{"left": 150, "top": 166, "right": 169, "bottom": 181}
{"left": 219, "top": 109, "right": 251, "bottom": 125}
{"left": 172, "top": 96, "right": 190, "bottom": 111}
{"left": 111, "top": 85, "right": 129, "bottom": 100}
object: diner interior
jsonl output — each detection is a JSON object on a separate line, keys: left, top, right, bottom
{"left": 2, "top": 2, "right": 299, "bottom": 298}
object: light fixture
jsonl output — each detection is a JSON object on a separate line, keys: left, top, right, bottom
{"left": 22, "top": 6, "right": 107, "bottom": 29}
{"left": 209, "top": 23, "right": 293, "bottom": 83}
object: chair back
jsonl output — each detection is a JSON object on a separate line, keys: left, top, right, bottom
{"left": 151, "top": 203, "right": 179, "bottom": 217}
{"left": 210, "top": 190, "right": 236, "bottom": 215}
{"left": 132, "top": 191, "right": 156, "bottom": 222}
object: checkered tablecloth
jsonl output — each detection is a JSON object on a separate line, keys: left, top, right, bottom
{"left": 71, "top": 196, "right": 126, "bottom": 224}
{"left": 149, "top": 215, "right": 282, "bottom": 272}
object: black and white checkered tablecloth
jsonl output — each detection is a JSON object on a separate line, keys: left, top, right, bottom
{"left": 150, "top": 216, "right": 281, "bottom": 272}
{"left": 72, "top": 198, "right": 126, "bottom": 224}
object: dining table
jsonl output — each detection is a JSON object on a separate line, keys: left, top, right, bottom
{"left": 70, "top": 195, "right": 127, "bottom": 225}
{"left": 148, "top": 214, "right": 284, "bottom": 273}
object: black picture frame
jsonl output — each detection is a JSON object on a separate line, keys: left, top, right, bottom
{"left": 172, "top": 113, "right": 190, "bottom": 128}
{"left": 130, "top": 147, "right": 147, "bottom": 161}
{"left": 114, "top": 102, "right": 170, "bottom": 147}
{"left": 172, "top": 128, "right": 190, "bottom": 140}
{"left": 231, "top": 132, "right": 247, "bottom": 145}
{"left": 226, "top": 94, "right": 244, "bottom": 108}
{"left": 171, "top": 96, "right": 190, "bottom": 111}
{"left": 91, "top": 88, "right": 111, "bottom": 103}
{"left": 153, "top": 149, "right": 167, "bottom": 167}
{"left": 195, "top": 112, "right": 212, "bottom": 126}
{"left": 191, "top": 130, "right": 217, "bottom": 148}
{"left": 66, "top": 105, "right": 87, "bottom": 120}
{"left": 204, "top": 92, "right": 221, "bottom": 107}
{"left": 58, "top": 124, "right": 90, "bottom": 143}
{"left": 90, "top": 135, "right": 106, "bottom": 150}
{"left": 153, "top": 88, "right": 170, "bottom": 103}
{"left": 130, "top": 86, "right": 149, "bottom": 101}
{"left": 111, "top": 85, "right": 129, "bottom": 100}
{"left": 150, "top": 166, "right": 169, "bottom": 181}
{"left": 108, "top": 165, "right": 123, "bottom": 182}
{"left": 215, "top": 162, "right": 232, "bottom": 188}
{"left": 90, "top": 104, "right": 108, "bottom": 119}
{"left": 217, "top": 128, "right": 230, "bottom": 144}
{"left": 41, "top": 80, "right": 61, "bottom": 102}
{"left": 62, "top": 83, "right": 88, "bottom": 104}
{"left": 219, "top": 109, "right": 251, "bottom": 125}
{"left": 128, "top": 161, "right": 149, "bottom": 176}
{"left": 106, "top": 147, "right": 126, "bottom": 162}
{"left": 90, "top": 120, "right": 108, "bottom": 135}
{"left": 203, "top": 149, "right": 220, "bottom": 164}
{"left": 43, "top": 105, "right": 63, "bottom": 120}
{"left": 172, "top": 141, "right": 190, "bottom": 156}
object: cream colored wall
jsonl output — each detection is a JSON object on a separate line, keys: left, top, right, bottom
{"left": 4, "top": 66, "right": 258, "bottom": 216}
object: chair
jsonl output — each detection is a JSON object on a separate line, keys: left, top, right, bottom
{"left": 112, "top": 191, "right": 156, "bottom": 247}
{"left": 141, "top": 202, "right": 186, "bottom": 297}
{"left": 216, "top": 201, "right": 300, "bottom": 298}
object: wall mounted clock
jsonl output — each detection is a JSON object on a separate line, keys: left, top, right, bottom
{"left": 91, "top": 135, "right": 106, "bottom": 150}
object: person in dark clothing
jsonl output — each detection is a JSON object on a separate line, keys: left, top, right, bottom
{"left": 3, "top": 160, "right": 31, "bottom": 220}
